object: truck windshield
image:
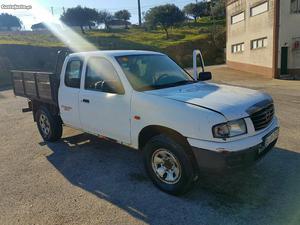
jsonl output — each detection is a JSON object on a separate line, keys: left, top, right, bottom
{"left": 115, "top": 54, "right": 195, "bottom": 91}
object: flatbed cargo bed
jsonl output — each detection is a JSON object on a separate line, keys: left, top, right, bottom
{"left": 11, "top": 70, "right": 59, "bottom": 105}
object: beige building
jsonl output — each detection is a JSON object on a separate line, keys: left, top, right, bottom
{"left": 226, "top": 0, "right": 300, "bottom": 78}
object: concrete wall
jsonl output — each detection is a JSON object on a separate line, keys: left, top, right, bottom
{"left": 0, "top": 45, "right": 68, "bottom": 86}
{"left": 278, "top": 0, "right": 300, "bottom": 73}
{"left": 226, "top": 0, "right": 275, "bottom": 76}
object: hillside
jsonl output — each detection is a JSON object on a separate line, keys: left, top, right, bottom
{"left": 0, "top": 18, "right": 225, "bottom": 86}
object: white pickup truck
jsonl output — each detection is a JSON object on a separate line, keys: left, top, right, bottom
{"left": 12, "top": 50, "right": 279, "bottom": 195}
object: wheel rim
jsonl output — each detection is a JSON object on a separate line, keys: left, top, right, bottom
{"left": 39, "top": 113, "right": 50, "bottom": 137}
{"left": 151, "top": 148, "right": 181, "bottom": 184}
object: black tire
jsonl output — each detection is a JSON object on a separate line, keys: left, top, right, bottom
{"left": 36, "top": 106, "right": 62, "bottom": 142}
{"left": 143, "top": 134, "right": 197, "bottom": 195}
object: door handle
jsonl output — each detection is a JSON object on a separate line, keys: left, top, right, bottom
{"left": 82, "top": 99, "right": 90, "bottom": 103}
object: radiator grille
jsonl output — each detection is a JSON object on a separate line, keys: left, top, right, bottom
{"left": 250, "top": 104, "right": 274, "bottom": 131}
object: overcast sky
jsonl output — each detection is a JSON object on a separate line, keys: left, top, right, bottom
{"left": 0, "top": 0, "right": 198, "bottom": 30}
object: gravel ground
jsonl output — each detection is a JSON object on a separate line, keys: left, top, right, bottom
{"left": 0, "top": 66, "right": 299, "bottom": 225}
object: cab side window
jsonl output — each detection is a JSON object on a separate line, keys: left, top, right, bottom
{"left": 65, "top": 60, "right": 82, "bottom": 88}
{"left": 85, "top": 57, "right": 124, "bottom": 94}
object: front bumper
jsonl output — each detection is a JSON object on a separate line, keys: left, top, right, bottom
{"left": 191, "top": 139, "right": 277, "bottom": 172}
{"left": 188, "top": 117, "right": 279, "bottom": 172}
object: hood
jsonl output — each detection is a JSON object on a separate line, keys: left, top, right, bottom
{"left": 145, "top": 82, "right": 272, "bottom": 120}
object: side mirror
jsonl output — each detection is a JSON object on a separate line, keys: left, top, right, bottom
{"left": 198, "top": 71, "right": 212, "bottom": 81}
{"left": 193, "top": 49, "right": 211, "bottom": 80}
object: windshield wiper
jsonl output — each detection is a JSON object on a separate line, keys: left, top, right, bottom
{"left": 153, "top": 80, "right": 197, "bottom": 89}
{"left": 138, "top": 80, "right": 197, "bottom": 91}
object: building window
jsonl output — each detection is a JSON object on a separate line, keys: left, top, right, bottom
{"left": 250, "top": 1, "right": 269, "bottom": 17}
{"left": 291, "top": 0, "right": 300, "bottom": 13}
{"left": 232, "top": 43, "right": 245, "bottom": 53}
{"left": 231, "top": 12, "right": 245, "bottom": 24}
{"left": 251, "top": 37, "right": 268, "bottom": 49}
{"left": 292, "top": 37, "right": 300, "bottom": 50}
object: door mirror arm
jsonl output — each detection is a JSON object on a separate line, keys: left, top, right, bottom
{"left": 193, "top": 49, "right": 212, "bottom": 81}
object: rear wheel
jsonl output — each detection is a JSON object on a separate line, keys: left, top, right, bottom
{"left": 143, "top": 134, "right": 197, "bottom": 195}
{"left": 36, "top": 107, "right": 62, "bottom": 142}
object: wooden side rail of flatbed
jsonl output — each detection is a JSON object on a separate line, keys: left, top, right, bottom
{"left": 11, "top": 70, "right": 59, "bottom": 105}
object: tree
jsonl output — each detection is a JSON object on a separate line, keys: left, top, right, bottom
{"left": 208, "top": 0, "right": 226, "bottom": 55}
{"left": 183, "top": 2, "right": 211, "bottom": 22}
{"left": 0, "top": 13, "right": 22, "bottom": 31}
{"left": 83, "top": 7, "right": 98, "bottom": 30}
{"left": 97, "top": 10, "right": 113, "bottom": 31}
{"left": 184, "top": 3, "right": 201, "bottom": 22}
{"left": 114, "top": 10, "right": 131, "bottom": 28}
{"left": 144, "top": 4, "right": 185, "bottom": 39}
{"left": 210, "top": 0, "right": 226, "bottom": 19}
{"left": 60, "top": 6, "right": 98, "bottom": 34}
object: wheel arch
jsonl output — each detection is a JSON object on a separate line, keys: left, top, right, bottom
{"left": 138, "top": 125, "right": 190, "bottom": 151}
{"left": 32, "top": 100, "right": 61, "bottom": 122}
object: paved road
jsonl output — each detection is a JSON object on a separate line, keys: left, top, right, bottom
{"left": 0, "top": 66, "right": 299, "bottom": 225}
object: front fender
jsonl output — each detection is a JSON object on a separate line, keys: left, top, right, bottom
{"left": 130, "top": 91, "right": 226, "bottom": 149}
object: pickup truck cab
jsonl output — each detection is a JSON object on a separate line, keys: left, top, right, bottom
{"left": 12, "top": 50, "right": 279, "bottom": 195}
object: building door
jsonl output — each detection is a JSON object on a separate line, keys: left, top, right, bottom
{"left": 280, "top": 47, "right": 288, "bottom": 74}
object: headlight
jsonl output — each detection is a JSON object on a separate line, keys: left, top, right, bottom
{"left": 212, "top": 119, "right": 247, "bottom": 138}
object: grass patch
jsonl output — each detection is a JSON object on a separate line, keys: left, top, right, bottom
{"left": 0, "top": 32, "right": 63, "bottom": 47}
{"left": 86, "top": 27, "right": 209, "bottom": 49}
{"left": 0, "top": 18, "right": 226, "bottom": 82}
{"left": 0, "top": 17, "right": 224, "bottom": 50}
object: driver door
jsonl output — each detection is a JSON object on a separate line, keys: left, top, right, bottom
{"left": 79, "top": 57, "right": 131, "bottom": 144}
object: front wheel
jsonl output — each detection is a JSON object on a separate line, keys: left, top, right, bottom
{"left": 143, "top": 134, "right": 197, "bottom": 195}
{"left": 36, "top": 107, "right": 62, "bottom": 142}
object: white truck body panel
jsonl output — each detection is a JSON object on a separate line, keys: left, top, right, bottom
{"left": 58, "top": 58, "right": 82, "bottom": 129}
{"left": 78, "top": 55, "right": 132, "bottom": 143}
{"left": 130, "top": 90, "right": 226, "bottom": 148}
{"left": 145, "top": 82, "right": 273, "bottom": 121}
{"left": 79, "top": 90, "right": 132, "bottom": 143}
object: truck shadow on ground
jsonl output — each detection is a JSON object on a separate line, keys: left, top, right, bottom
{"left": 44, "top": 132, "right": 300, "bottom": 225}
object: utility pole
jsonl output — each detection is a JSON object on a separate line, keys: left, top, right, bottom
{"left": 51, "top": 6, "right": 54, "bottom": 15}
{"left": 138, "top": 0, "right": 142, "bottom": 26}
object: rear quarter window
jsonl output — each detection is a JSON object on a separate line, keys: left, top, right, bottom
{"left": 65, "top": 60, "right": 83, "bottom": 88}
